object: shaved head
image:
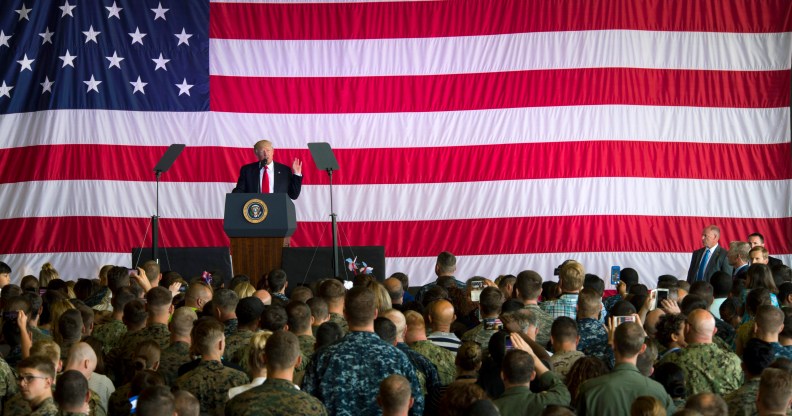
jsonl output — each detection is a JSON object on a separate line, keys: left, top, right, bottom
{"left": 382, "top": 309, "right": 407, "bottom": 342}
{"left": 254, "top": 290, "right": 272, "bottom": 305}
{"left": 686, "top": 309, "right": 716, "bottom": 343}
{"left": 428, "top": 300, "right": 455, "bottom": 329}
{"left": 65, "top": 342, "right": 97, "bottom": 379}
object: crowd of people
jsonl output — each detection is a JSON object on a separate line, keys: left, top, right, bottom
{"left": 0, "top": 240, "right": 790, "bottom": 416}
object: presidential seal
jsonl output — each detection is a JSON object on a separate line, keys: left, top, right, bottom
{"left": 243, "top": 198, "right": 268, "bottom": 224}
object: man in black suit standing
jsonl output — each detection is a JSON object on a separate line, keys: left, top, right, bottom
{"left": 232, "top": 140, "right": 302, "bottom": 200}
{"left": 687, "top": 225, "right": 733, "bottom": 283}
{"left": 748, "top": 232, "right": 784, "bottom": 267}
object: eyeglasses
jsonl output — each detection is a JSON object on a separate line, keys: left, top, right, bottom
{"left": 17, "top": 375, "right": 49, "bottom": 384}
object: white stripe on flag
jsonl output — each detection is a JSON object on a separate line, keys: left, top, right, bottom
{"left": 211, "top": 31, "right": 792, "bottom": 77}
{"left": 2, "top": 107, "right": 786, "bottom": 150}
{"left": 2, "top": 178, "right": 790, "bottom": 221}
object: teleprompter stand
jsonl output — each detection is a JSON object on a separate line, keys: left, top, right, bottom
{"left": 151, "top": 144, "right": 185, "bottom": 264}
{"left": 307, "top": 142, "right": 341, "bottom": 278}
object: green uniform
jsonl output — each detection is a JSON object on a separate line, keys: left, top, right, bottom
{"left": 659, "top": 342, "right": 743, "bottom": 398}
{"left": 107, "top": 383, "right": 131, "bottom": 416}
{"left": 410, "top": 340, "right": 456, "bottom": 386}
{"left": 494, "top": 371, "right": 571, "bottom": 416}
{"left": 297, "top": 334, "right": 316, "bottom": 358}
{"left": 328, "top": 313, "right": 348, "bottom": 335}
{"left": 725, "top": 378, "right": 759, "bottom": 416}
{"left": 576, "top": 363, "right": 675, "bottom": 416}
{"left": 158, "top": 341, "right": 191, "bottom": 386}
{"left": 548, "top": 350, "right": 584, "bottom": 382}
{"left": 224, "top": 329, "right": 255, "bottom": 365}
{"left": 225, "top": 378, "right": 327, "bottom": 416}
{"left": 30, "top": 397, "right": 58, "bottom": 416}
{"left": 91, "top": 320, "right": 126, "bottom": 354}
{"left": 175, "top": 360, "right": 249, "bottom": 415}
{"left": 523, "top": 304, "right": 553, "bottom": 348}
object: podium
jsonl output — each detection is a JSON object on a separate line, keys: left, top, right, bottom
{"left": 224, "top": 193, "right": 297, "bottom": 287}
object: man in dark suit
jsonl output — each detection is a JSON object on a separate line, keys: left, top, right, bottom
{"left": 687, "top": 225, "right": 733, "bottom": 284}
{"left": 748, "top": 232, "right": 784, "bottom": 267}
{"left": 727, "top": 241, "right": 750, "bottom": 280}
{"left": 232, "top": 140, "right": 302, "bottom": 200}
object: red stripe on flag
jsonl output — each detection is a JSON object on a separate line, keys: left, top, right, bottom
{"left": 209, "top": 0, "right": 792, "bottom": 40}
{"left": 3, "top": 216, "right": 791, "bottom": 256}
{"left": 210, "top": 69, "right": 789, "bottom": 114}
{"left": 1, "top": 142, "right": 790, "bottom": 185}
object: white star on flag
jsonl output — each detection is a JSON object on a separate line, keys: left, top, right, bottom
{"left": 83, "top": 26, "right": 100, "bottom": 44}
{"left": 39, "top": 27, "right": 54, "bottom": 45}
{"left": 130, "top": 76, "right": 148, "bottom": 95}
{"left": 16, "top": 4, "right": 32, "bottom": 21}
{"left": 40, "top": 77, "right": 54, "bottom": 94}
{"left": 59, "top": 50, "right": 77, "bottom": 68}
{"left": 129, "top": 27, "right": 146, "bottom": 45}
{"left": 84, "top": 75, "right": 102, "bottom": 93}
{"left": 151, "top": 3, "right": 169, "bottom": 21}
{"left": 59, "top": 1, "right": 75, "bottom": 18}
{"left": 0, "top": 81, "right": 13, "bottom": 98}
{"left": 106, "top": 51, "right": 124, "bottom": 69}
{"left": 175, "top": 79, "right": 193, "bottom": 96}
{"left": 0, "top": 31, "right": 10, "bottom": 48}
{"left": 106, "top": 2, "right": 122, "bottom": 19}
{"left": 16, "top": 54, "right": 34, "bottom": 72}
{"left": 152, "top": 53, "right": 170, "bottom": 71}
{"left": 175, "top": 28, "right": 192, "bottom": 46}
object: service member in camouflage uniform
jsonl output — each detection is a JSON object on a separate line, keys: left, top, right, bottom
{"left": 318, "top": 279, "right": 348, "bottom": 335}
{"left": 0, "top": 355, "right": 18, "bottom": 410}
{"left": 224, "top": 297, "right": 263, "bottom": 367}
{"left": 132, "top": 287, "right": 173, "bottom": 350}
{"left": 724, "top": 338, "right": 776, "bottom": 416}
{"left": 174, "top": 317, "right": 249, "bottom": 415}
{"left": 756, "top": 368, "right": 792, "bottom": 416}
{"left": 157, "top": 307, "right": 196, "bottom": 386}
{"left": 211, "top": 289, "right": 239, "bottom": 338}
{"left": 659, "top": 309, "right": 743, "bottom": 398}
{"left": 576, "top": 288, "right": 615, "bottom": 368}
{"left": 404, "top": 310, "right": 456, "bottom": 386}
{"left": 380, "top": 309, "right": 442, "bottom": 412}
{"left": 514, "top": 270, "right": 554, "bottom": 348}
{"left": 54, "top": 370, "right": 91, "bottom": 416}
{"left": 226, "top": 330, "right": 327, "bottom": 416}
{"left": 286, "top": 301, "right": 316, "bottom": 385}
{"left": 63, "top": 343, "right": 107, "bottom": 416}
{"left": 6, "top": 356, "right": 58, "bottom": 416}
{"left": 90, "top": 287, "right": 135, "bottom": 354}
{"left": 105, "top": 300, "right": 148, "bottom": 384}
{"left": 752, "top": 305, "right": 792, "bottom": 361}
{"left": 548, "top": 317, "right": 585, "bottom": 381}
{"left": 303, "top": 287, "right": 424, "bottom": 416}
{"left": 462, "top": 287, "right": 506, "bottom": 353}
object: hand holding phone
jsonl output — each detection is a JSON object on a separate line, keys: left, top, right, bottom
{"left": 610, "top": 266, "right": 621, "bottom": 286}
{"left": 470, "top": 280, "right": 484, "bottom": 302}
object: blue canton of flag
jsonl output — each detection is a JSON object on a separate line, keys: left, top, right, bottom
{"left": 0, "top": 0, "right": 209, "bottom": 114}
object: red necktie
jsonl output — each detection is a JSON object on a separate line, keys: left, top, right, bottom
{"left": 261, "top": 165, "right": 270, "bottom": 194}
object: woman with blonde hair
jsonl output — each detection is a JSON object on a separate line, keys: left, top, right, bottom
{"left": 228, "top": 330, "right": 273, "bottom": 399}
{"left": 233, "top": 282, "right": 256, "bottom": 299}
{"left": 371, "top": 282, "right": 392, "bottom": 315}
{"left": 44, "top": 299, "right": 76, "bottom": 337}
{"left": 39, "top": 262, "right": 60, "bottom": 287}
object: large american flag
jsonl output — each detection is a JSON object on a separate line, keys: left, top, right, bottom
{"left": 1, "top": 0, "right": 790, "bottom": 287}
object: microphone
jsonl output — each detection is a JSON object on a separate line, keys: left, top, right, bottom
{"left": 259, "top": 159, "right": 268, "bottom": 169}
